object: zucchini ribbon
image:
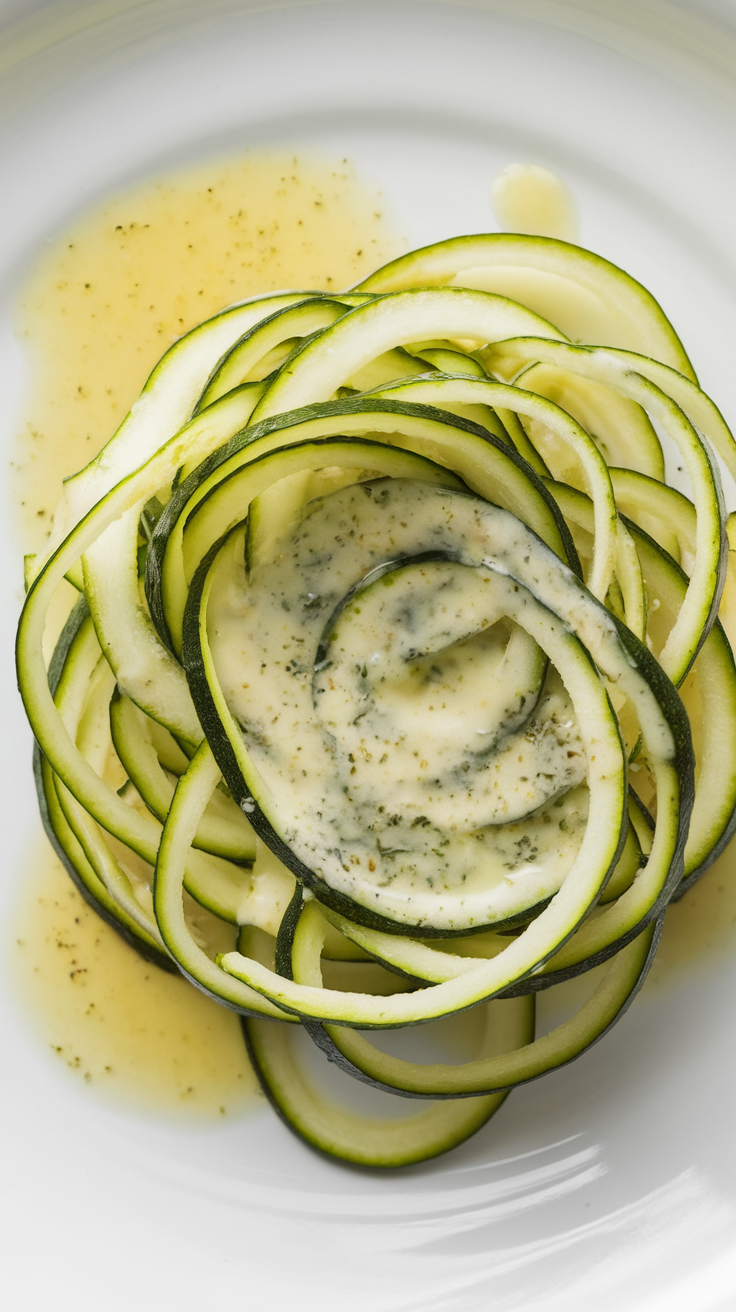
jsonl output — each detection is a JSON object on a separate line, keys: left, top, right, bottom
{"left": 18, "top": 233, "right": 736, "bottom": 1166}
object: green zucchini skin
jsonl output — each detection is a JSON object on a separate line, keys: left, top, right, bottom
{"left": 195, "top": 297, "right": 354, "bottom": 412}
{"left": 34, "top": 745, "right": 175, "bottom": 972}
{"left": 144, "top": 384, "right": 264, "bottom": 655}
{"left": 494, "top": 610, "right": 693, "bottom": 996}
{"left": 543, "top": 478, "right": 735, "bottom": 896}
{"left": 271, "top": 881, "right": 661, "bottom": 1103}
{"left": 354, "top": 233, "right": 695, "bottom": 378}
{"left": 487, "top": 338, "right": 730, "bottom": 685}
{"left": 241, "top": 1011, "right": 519, "bottom": 1169}
{"left": 274, "top": 882, "right": 305, "bottom": 980}
{"left": 623, "top": 520, "right": 736, "bottom": 896}
{"left": 553, "top": 471, "right": 736, "bottom": 886}
{"left": 109, "top": 688, "right": 256, "bottom": 864}
{"left": 35, "top": 597, "right": 175, "bottom": 973}
{"left": 303, "top": 920, "right": 661, "bottom": 1102}
{"left": 673, "top": 806, "right": 736, "bottom": 900}
{"left": 146, "top": 396, "right": 582, "bottom": 654}
{"left": 243, "top": 884, "right": 536, "bottom": 1166}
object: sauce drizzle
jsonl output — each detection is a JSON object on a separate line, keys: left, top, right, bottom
{"left": 10, "top": 150, "right": 400, "bottom": 1113}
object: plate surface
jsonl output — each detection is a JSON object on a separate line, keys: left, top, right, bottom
{"left": 3, "top": 2, "right": 736, "bottom": 1308}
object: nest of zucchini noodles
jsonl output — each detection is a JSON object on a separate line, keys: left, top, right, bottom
{"left": 19, "top": 234, "right": 736, "bottom": 1167}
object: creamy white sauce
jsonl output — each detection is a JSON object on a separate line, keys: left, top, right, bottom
{"left": 208, "top": 478, "right": 644, "bottom": 930}
{"left": 316, "top": 562, "right": 584, "bottom": 829}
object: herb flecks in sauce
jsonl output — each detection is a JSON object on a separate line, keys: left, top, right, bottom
{"left": 14, "top": 151, "right": 401, "bottom": 555}
{"left": 11, "top": 841, "right": 260, "bottom": 1116}
{"left": 212, "top": 479, "right": 594, "bottom": 929}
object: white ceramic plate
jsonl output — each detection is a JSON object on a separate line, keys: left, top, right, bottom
{"left": 3, "top": 2, "right": 736, "bottom": 1308}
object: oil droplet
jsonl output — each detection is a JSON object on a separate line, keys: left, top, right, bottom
{"left": 491, "top": 163, "right": 578, "bottom": 242}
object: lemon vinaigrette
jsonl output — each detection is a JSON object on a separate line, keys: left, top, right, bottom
{"left": 12, "top": 150, "right": 401, "bottom": 553}
{"left": 11, "top": 841, "right": 262, "bottom": 1116}
{"left": 10, "top": 149, "right": 402, "bottom": 1115}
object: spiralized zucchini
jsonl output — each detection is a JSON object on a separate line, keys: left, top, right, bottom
{"left": 18, "top": 232, "right": 736, "bottom": 1168}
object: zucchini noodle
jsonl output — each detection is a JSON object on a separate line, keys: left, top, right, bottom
{"left": 18, "top": 232, "right": 736, "bottom": 1168}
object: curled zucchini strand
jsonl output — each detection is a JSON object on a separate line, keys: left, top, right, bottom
{"left": 18, "top": 233, "right": 736, "bottom": 1168}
